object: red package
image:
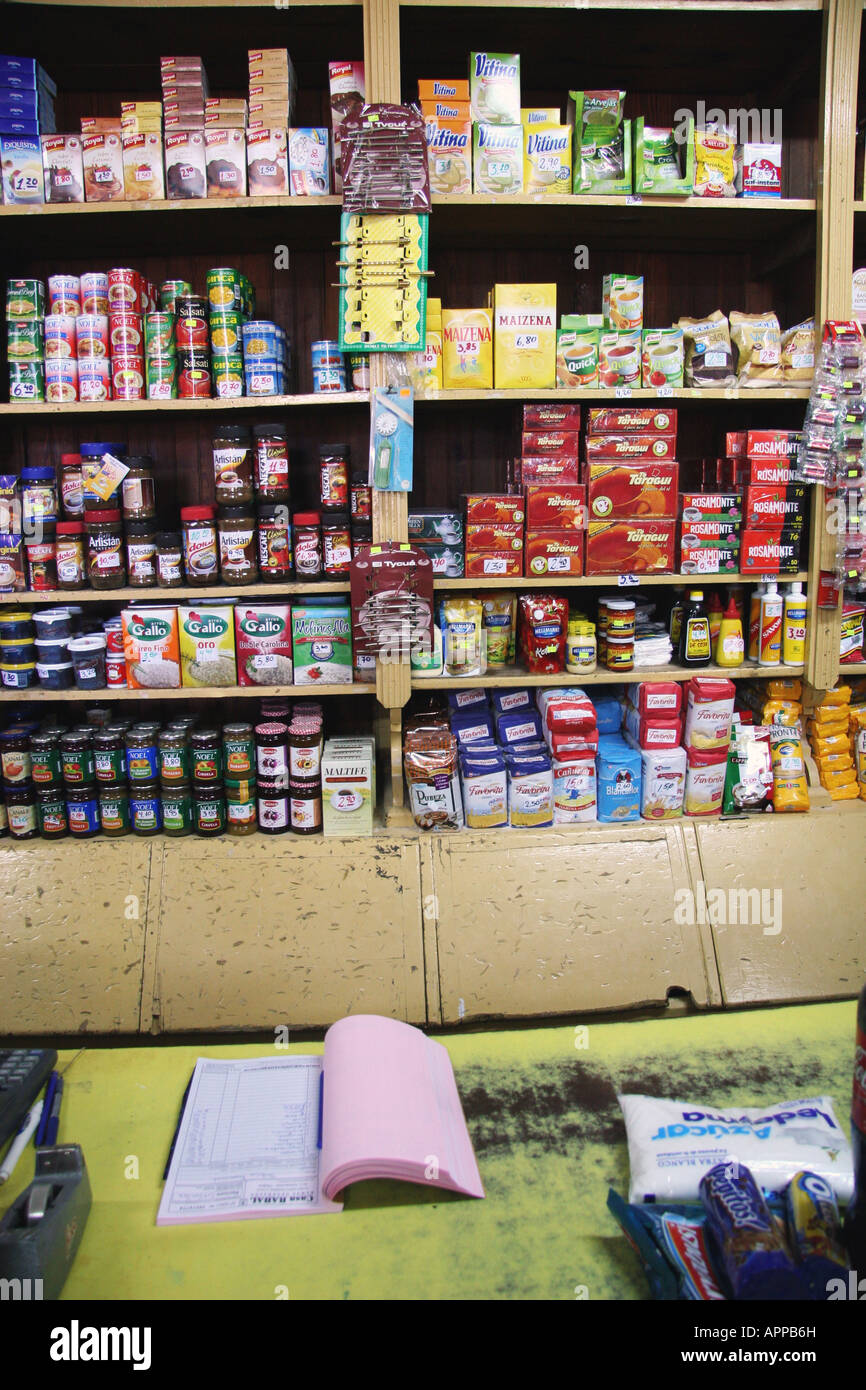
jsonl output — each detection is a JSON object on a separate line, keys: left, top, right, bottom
{"left": 587, "top": 463, "right": 679, "bottom": 520}
{"left": 522, "top": 402, "right": 581, "bottom": 429}
{"left": 522, "top": 429, "right": 581, "bottom": 455}
{"left": 678, "top": 517, "right": 740, "bottom": 542}
{"left": 635, "top": 681, "right": 682, "bottom": 715}
{"left": 525, "top": 484, "right": 587, "bottom": 530}
{"left": 548, "top": 729, "right": 599, "bottom": 758}
{"left": 624, "top": 705, "right": 683, "bottom": 749}
{"left": 518, "top": 593, "right": 568, "bottom": 673}
{"left": 520, "top": 455, "right": 581, "bottom": 485}
{"left": 585, "top": 519, "right": 676, "bottom": 574}
{"left": 739, "top": 528, "right": 803, "bottom": 574}
{"left": 464, "top": 493, "right": 525, "bottom": 524}
{"left": 679, "top": 541, "right": 740, "bottom": 574}
{"left": 745, "top": 458, "right": 799, "bottom": 484}
{"left": 524, "top": 530, "right": 584, "bottom": 577}
{"left": 587, "top": 407, "right": 677, "bottom": 436}
{"left": 464, "top": 550, "right": 523, "bottom": 578}
{"left": 585, "top": 433, "right": 677, "bottom": 463}
{"left": 725, "top": 431, "right": 747, "bottom": 457}
{"left": 744, "top": 484, "right": 807, "bottom": 528}
{"left": 681, "top": 492, "right": 742, "bottom": 521}
{"left": 465, "top": 522, "right": 524, "bottom": 551}
{"left": 745, "top": 429, "right": 801, "bottom": 460}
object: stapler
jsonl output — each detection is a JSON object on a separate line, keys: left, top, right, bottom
{"left": 0, "top": 1145, "right": 91, "bottom": 1300}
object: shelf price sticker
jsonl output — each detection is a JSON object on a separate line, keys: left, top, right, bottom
{"left": 615, "top": 384, "right": 632, "bottom": 399}
{"left": 655, "top": 384, "right": 674, "bottom": 398}
{"left": 618, "top": 573, "right": 640, "bottom": 587}
{"left": 626, "top": 194, "right": 643, "bottom": 206}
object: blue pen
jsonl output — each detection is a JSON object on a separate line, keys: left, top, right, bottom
{"left": 34, "top": 1072, "right": 59, "bottom": 1147}
{"left": 42, "top": 1075, "right": 64, "bottom": 1147}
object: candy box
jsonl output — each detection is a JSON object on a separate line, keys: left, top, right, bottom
{"left": 292, "top": 603, "right": 353, "bottom": 684}
{"left": 178, "top": 603, "right": 237, "bottom": 688}
{"left": 121, "top": 606, "right": 181, "bottom": 690}
{"left": 586, "top": 519, "right": 676, "bottom": 574}
{"left": 164, "top": 130, "right": 207, "bottom": 199}
{"left": 41, "top": 134, "right": 84, "bottom": 203}
{"left": 464, "top": 493, "right": 525, "bottom": 525}
{"left": 603, "top": 274, "right": 643, "bottom": 331}
{"left": 525, "top": 484, "right": 587, "bottom": 530}
{"left": 524, "top": 530, "right": 584, "bottom": 577}
{"left": 234, "top": 603, "right": 293, "bottom": 686}
{"left": 1, "top": 135, "right": 44, "bottom": 204}
{"left": 523, "top": 402, "right": 581, "bottom": 430}
{"left": 288, "top": 127, "right": 329, "bottom": 195}
{"left": 122, "top": 132, "right": 165, "bottom": 201}
{"left": 424, "top": 117, "right": 471, "bottom": 194}
{"left": 473, "top": 123, "right": 523, "bottom": 193}
{"left": 469, "top": 52, "right": 520, "bottom": 126}
{"left": 588, "top": 407, "right": 677, "bottom": 436}
{"left": 523, "top": 124, "right": 572, "bottom": 196}
{"left": 587, "top": 463, "right": 679, "bottom": 519}
{"left": 586, "top": 434, "right": 677, "bottom": 464}
{"left": 247, "top": 127, "right": 289, "bottom": 196}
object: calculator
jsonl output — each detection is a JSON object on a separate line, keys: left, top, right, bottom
{"left": 0, "top": 1050, "right": 57, "bottom": 1150}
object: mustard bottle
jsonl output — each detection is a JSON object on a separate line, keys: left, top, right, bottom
{"left": 715, "top": 594, "right": 745, "bottom": 667}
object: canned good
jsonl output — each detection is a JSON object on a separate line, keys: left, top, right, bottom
{"left": 174, "top": 295, "right": 209, "bottom": 350}
{"left": 349, "top": 354, "right": 370, "bottom": 390}
{"left": 105, "top": 653, "right": 127, "bottom": 687}
{"left": 48, "top": 274, "right": 81, "bottom": 316}
{"left": 81, "top": 271, "right": 110, "bottom": 315}
{"left": 44, "top": 315, "right": 77, "bottom": 359}
{"left": 78, "top": 358, "right": 112, "bottom": 402}
{"left": 244, "top": 361, "right": 282, "bottom": 397}
{"left": 209, "top": 310, "right": 242, "bottom": 354}
{"left": 9, "top": 361, "right": 45, "bottom": 402}
{"left": 7, "top": 319, "right": 43, "bottom": 361}
{"left": 144, "top": 312, "right": 175, "bottom": 356}
{"left": 242, "top": 321, "right": 279, "bottom": 360}
{"left": 311, "top": 340, "right": 344, "bottom": 370}
{"left": 147, "top": 357, "right": 177, "bottom": 400}
{"left": 111, "top": 356, "right": 144, "bottom": 400}
{"left": 45, "top": 357, "right": 79, "bottom": 403}
{"left": 75, "top": 314, "right": 109, "bottom": 358}
{"left": 109, "top": 314, "right": 143, "bottom": 353}
{"left": 177, "top": 350, "right": 212, "bottom": 399}
{"left": 108, "top": 268, "right": 141, "bottom": 311}
{"left": 313, "top": 365, "right": 347, "bottom": 393}
{"left": 212, "top": 354, "right": 244, "bottom": 398}
{"left": 6, "top": 278, "right": 45, "bottom": 319}
{"left": 159, "top": 279, "right": 192, "bottom": 312}
{"left": 206, "top": 268, "right": 242, "bottom": 313}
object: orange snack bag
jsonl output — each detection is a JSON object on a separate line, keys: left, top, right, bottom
{"left": 770, "top": 728, "right": 809, "bottom": 812}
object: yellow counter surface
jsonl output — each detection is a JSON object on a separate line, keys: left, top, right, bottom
{"left": 1, "top": 1001, "right": 857, "bottom": 1301}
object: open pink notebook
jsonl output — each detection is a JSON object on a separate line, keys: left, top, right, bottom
{"left": 157, "top": 1015, "right": 484, "bottom": 1225}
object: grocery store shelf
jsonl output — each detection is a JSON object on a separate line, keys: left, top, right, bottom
{"left": 839, "top": 661, "right": 866, "bottom": 675}
{"left": 415, "top": 387, "right": 811, "bottom": 403}
{"left": 432, "top": 573, "right": 809, "bottom": 590}
{"left": 0, "top": 683, "right": 375, "bottom": 701}
{"left": 9, "top": 582, "right": 351, "bottom": 604}
{"left": 0, "top": 195, "right": 342, "bottom": 219}
{"left": 412, "top": 663, "right": 806, "bottom": 689}
{"left": 0, "top": 393, "right": 367, "bottom": 417}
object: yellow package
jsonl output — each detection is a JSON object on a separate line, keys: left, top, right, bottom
{"left": 424, "top": 117, "right": 472, "bottom": 194}
{"left": 770, "top": 729, "right": 809, "bottom": 812}
{"left": 807, "top": 716, "right": 847, "bottom": 740}
{"left": 767, "top": 677, "right": 802, "bottom": 701}
{"left": 178, "top": 603, "right": 237, "bottom": 687}
{"left": 443, "top": 596, "right": 484, "bottom": 677}
{"left": 762, "top": 699, "right": 801, "bottom": 726}
{"left": 441, "top": 309, "right": 493, "bottom": 389}
{"left": 493, "top": 282, "right": 557, "bottom": 389}
{"left": 473, "top": 123, "right": 523, "bottom": 193}
{"left": 813, "top": 731, "right": 851, "bottom": 756}
{"left": 815, "top": 751, "right": 854, "bottom": 773}
{"left": 820, "top": 765, "right": 857, "bottom": 790}
{"left": 408, "top": 331, "right": 443, "bottom": 392}
{"left": 523, "top": 124, "right": 572, "bottom": 196}
{"left": 481, "top": 594, "right": 514, "bottom": 667}
{"left": 818, "top": 685, "right": 851, "bottom": 708}
{"left": 694, "top": 124, "right": 736, "bottom": 197}
{"left": 427, "top": 297, "right": 442, "bottom": 327}
{"left": 521, "top": 107, "right": 560, "bottom": 128}
{"left": 828, "top": 781, "right": 860, "bottom": 800}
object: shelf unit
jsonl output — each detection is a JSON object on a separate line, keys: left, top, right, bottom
{"left": 413, "top": 662, "right": 807, "bottom": 689}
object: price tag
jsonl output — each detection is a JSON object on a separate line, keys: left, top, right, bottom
{"left": 615, "top": 384, "right": 632, "bottom": 399}
{"left": 618, "top": 573, "right": 639, "bottom": 587}
{"left": 655, "top": 384, "right": 674, "bottom": 398}
{"left": 626, "top": 194, "right": 643, "bottom": 206}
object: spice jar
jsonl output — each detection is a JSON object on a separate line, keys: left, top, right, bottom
{"left": 124, "top": 520, "right": 158, "bottom": 587}
{"left": 253, "top": 424, "right": 290, "bottom": 502}
{"left": 212, "top": 425, "right": 253, "bottom": 506}
{"left": 193, "top": 783, "right": 226, "bottom": 836}
{"left": 158, "top": 729, "right": 190, "bottom": 784}
{"left": 257, "top": 777, "right": 289, "bottom": 834}
{"left": 37, "top": 787, "right": 68, "bottom": 839}
{"left": 93, "top": 728, "right": 126, "bottom": 785}
{"left": 99, "top": 785, "right": 131, "bottom": 836}
{"left": 156, "top": 532, "right": 183, "bottom": 588}
{"left": 130, "top": 780, "right": 162, "bottom": 835}
{"left": 21, "top": 466, "right": 58, "bottom": 531}
{"left": 60, "top": 454, "right": 84, "bottom": 518}
{"left": 85, "top": 508, "right": 126, "bottom": 589}
{"left": 30, "top": 731, "right": 61, "bottom": 788}
{"left": 217, "top": 505, "right": 258, "bottom": 584}
{"left": 162, "top": 782, "right": 193, "bottom": 836}
{"left": 351, "top": 473, "right": 372, "bottom": 522}
{"left": 6, "top": 784, "right": 37, "bottom": 839}
{"left": 121, "top": 456, "right": 156, "bottom": 521}
{"left": 319, "top": 444, "right": 349, "bottom": 511}
{"left": 322, "top": 513, "right": 352, "bottom": 577}
{"left": 257, "top": 504, "right": 292, "bottom": 581}
{"left": 66, "top": 785, "right": 101, "bottom": 838}
{"left": 190, "top": 728, "right": 222, "bottom": 784}
{"left": 25, "top": 527, "right": 57, "bottom": 592}
{"left": 290, "top": 778, "right": 322, "bottom": 834}
{"left": 55, "top": 522, "right": 87, "bottom": 589}
{"left": 61, "top": 730, "right": 95, "bottom": 786}
{"left": 181, "top": 506, "right": 218, "bottom": 585}
{"left": 223, "top": 722, "right": 254, "bottom": 779}
{"left": 293, "top": 513, "right": 323, "bottom": 580}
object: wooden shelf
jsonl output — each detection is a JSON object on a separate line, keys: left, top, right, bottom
{"left": 839, "top": 661, "right": 866, "bottom": 675}
{"left": 412, "top": 662, "right": 806, "bottom": 689}
{"left": 0, "top": 393, "right": 367, "bottom": 417}
{"left": 8, "top": 582, "right": 351, "bottom": 604}
{"left": 0, "top": 683, "right": 375, "bottom": 701}
{"left": 432, "top": 194, "right": 815, "bottom": 212}
{"left": 415, "top": 387, "right": 811, "bottom": 403}
{"left": 432, "top": 573, "right": 809, "bottom": 590}
{"left": 0, "top": 195, "right": 341, "bottom": 219}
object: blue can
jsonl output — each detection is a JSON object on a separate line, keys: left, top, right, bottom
{"left": 311, "top": 339, "right": 343, "bottom": 370}
{"left": 244, "top": 361, "right": 282, "bottom": 397}
{"left": 313, "top": 365, "right": 347, "bottom": 393}
{"left": 242, "top": 321, "right": 279, "bottom": 361}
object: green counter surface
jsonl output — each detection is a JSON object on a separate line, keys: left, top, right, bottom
{"left": 2, "top": 1000, "right": 857, "bottom": 1301}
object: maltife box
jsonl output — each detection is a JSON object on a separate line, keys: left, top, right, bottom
{"left": 321, "top": 741, "right": 374, "bottom": 836}
{"left": 585, "top": 520, "right": 676, "bottom": 574}
{"left": 587, "top": 407, "right": 677, "bottom": 436}
{"left": 524, "top": 530, "right": 584, "bottom": 577}
{"left": 493, "top": 283, "right": 556, "bottom": 389}
{"left": 585, "top": 433, "right": 677, "bottom": 463}
{"left": 587, "top": 463, "right": 679, "bottom": 519}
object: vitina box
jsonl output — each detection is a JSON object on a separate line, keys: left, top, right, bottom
{"left": 493, "top": 283, "right": 556, "bottom": 389}
{"left": 473, "top": 123, "right": 523, "bottom": 193}
{"left": 469, "top": 52, "right": 520, "bottom": 126}
{"left": 424, "top": 118, "right": 471, "bottom": 194}
{"left": 321, "top": 741, "right": 374, "bottom": 836}
{"left": 420, "top": 99, "right": 471, "bottom": 122}
{"left": 441, "top": 308, "right": 493, "bottom": 389}
{"left": 587, "top": 463, "right": 679, "bottom": 519}
{"left": 523, "top": 124, "right": 572, "bottom": 195}
{"left": 585, "top": 519, "right": 676, "bottom": 574}
{"left": 291, "top": 603, "right": 353, "bottom": 684}
{"left": 418, "top": 80, "right": 470, "bottom": 101}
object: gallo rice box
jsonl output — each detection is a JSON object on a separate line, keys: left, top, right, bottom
{"left": 234, "top": 603, "right": 293, "bottom": 686}
{"left": 292, "top": 603, "right": 352, "bottom": 684}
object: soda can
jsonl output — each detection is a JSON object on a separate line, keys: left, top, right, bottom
{"left": 6, "top": 319, "right": 44, "bottom": 361}
{"left": 209, "top": 310, "right": 242, "bottom": 355}
{"left": 81, "top": 271, "right": 110, "bottom": 315}
{"left": 206, "top": 267, "right": 242, "bottom": 313}
{"left": 242, "top": 320, "right": 279, "bottom": 360}
{"left": 313, "top": 365, "right": 347, "bottom": 393}
{"left": 147, "top": 357, "right": 177, "bottom": 400}
{"left": 47, "top": 274, "right": 81, "bottom": 316}
{"left": 311, "top": 339, "right": 343, "bottom": 370}
{"left": 144, "top": 312, "right": 176, "bottom": 357}
{"left": 159, "top": 279, "right": 192, "bottom": 312}
{"left": 78, "top": 358, "right": 112, "bottom": 402}
{"left": 244, "top": 360, "right": 281, "bottom": 396}
{"left": 8, "top": 361, "right": 45, "bottom": 401}
{"left": 44, "top": 315, "right": 77, "bottom": 359}
{"left": 112, "top": 355, "right": 145, "bottom": 400}
{"left": 76, "top": 314, "right": 110, "bottom": 359}
{"left": 6, "top": 278, "right": 45, "bottom": 320}
{"left": 177, "top": 349, "right": 211, "bottom": 399}
{"left": 211, "top": 353, "right": 244, "bottom": 398}
{"left": 108, "top": 268, "right": 141, "bottom": 312}
{"left": 175, "top": 295, "right": 209, "bottom": 350}
{"left": 109, "top": 313, "right": 143, "bottom": 355}
{"left": 45, "top": 357, "right": 79, "bottom": 403}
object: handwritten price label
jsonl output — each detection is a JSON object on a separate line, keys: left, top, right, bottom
{"left": 626, "top": 194, "right": 643, "bottom": 206}
{"left": 618, "top": 573, "right": 640, "bottom": 587}
{"left": 655, "top": 384, "right": 674, "bottom": 398}
{"left": 615, "top": 384, "right": 632, "bottom": 399}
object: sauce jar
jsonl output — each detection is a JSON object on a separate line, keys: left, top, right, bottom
{"left": 181, "top": 506, "right": 218, "bottom": 585}
{"left": 212, "top": 425, "right": 254, "bottom": 506}
{"left": 351, "top": 473, "right": 372, "bottom": 522}
{"left": 156, "top": 532, "right": 183, "bottom": 588}
{"left": 21, "top": 466, "right": 58, "bottom": 531}
{"left": 60, "top": 454, "right": 84, "bottom": 518}
{"left": 352, "top": 523, "right": 372, "bottom": 557}
{"left": 37, "top": 787, "right": 68, "bottom": 839}
{"left": 322, "top": 513, "right": 352, "bottom": 577}
{"left": 253, "top": 424, "right": 290, "bottom": 502}
{"left": 605, "top": 635, "right": 634, "bottom": 672}
{"left": 125, "top": 520, "right": 158, "bottom": 587}
{"left": 25, "top": 528, "right": 58, "bottom": 591}
{"left": 0, "top": 727, "right": 32, "bottom": 786}
{"left": 289, "top": 778, "right": 322, "bottom": 834}
{"left": 66, "top": 785, "right": 101, "bottom": 838}
{"left": 606, "top": 599, "right": 636, "bottom": 640}
{"left": 289, "top": 721, "right": 322, "bottom": 780}
{"left": 61, "top": 730, "right": 95, "bottom": 786}
{"left": 257, "top": 504, "right": 292, "bottom": 581}
{"left": 93, "top": 728, "right": 126, "bottom": 785}
{"left": 55, "top": 522, "right": 87, "bottom": 589}
{"left": 85, "top": 508, "right": 126, "bottom": 589}
{"left": 99, "top": 785, "right": 131, "bottom": 836}
{"left": 6, "top": 784, "right": 37, "bottom": 839}
{"left": 319, "top": 444, "right": 349, "bottom": 512}
{"left": 194, "top": 783, "right": 226, "bottom": 836}
{"left": 223, "top": 722, "right": 254, "bottom": 778}
{"left": 190, "top": 728, "right": 222, "bottom": 784}
{"left": 30, "top": 732, "right": 61, "bottom": 788}
{"left": 158, "top": 729, "right": 190, "bottom": 784}
{"left": 130, "top": 780, "right": 162, "bottom": 835}
{"left": 217, "top": 505, "right": 258, "bottom": 584}
{"left": 162, "top": 783, "right": 193, "bottom": 836}
{"left": 121, "top": 456, "right": 156, "bottom": 520}
{"left": 256, "top": 778, "right": 289, "bottom": 834}
{"left": 293, "top": 513, "right": 323, "bottom": 580}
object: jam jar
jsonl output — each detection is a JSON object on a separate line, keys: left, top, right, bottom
{"left": 6, "top": 784, "right": 38, "bottom": 839}
{"left": 193, "top": 783, "right": 226, "bottom": 836}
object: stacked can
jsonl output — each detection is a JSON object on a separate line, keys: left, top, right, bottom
{"left": 311, "top": 340, "right": 347, "bottom": 393}
{"left": 43, "top": 275, "right": 80, "bottom": 403}
{"left": 207, "top": 268, "right": 245, "bottom": 400}
{"left": 145, "top": 311, "right": 177, "bottom": 400}
{"left": 175, "top": 293, "right": 211, "bottom": 399}
{"left": 7, "top": 278, "right": 46, "bottom": 403}
{"left": 77, "top": 271, "right": 111, "bottom": 402}
{"left": 108, "top": 268, "right": 145, "bottom": 401}
{"left": 159, "top": 280, "right": 192, "bottom": 313}
{"left": 242, "top": 320, "right": 290, "bottom": 398}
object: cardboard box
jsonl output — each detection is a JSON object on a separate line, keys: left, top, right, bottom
{"left": 586, "top": 520, "right": 676, "bottom": 574}
{"left": 525, "top": 484, "right": 587, "bottom": 530}
{"left": 420, "top": 99, "right": 471, "bottom": 122}
{"left": 418, "top": 79, "right": 469, "bottom": 101}
{"left": 322, "top": 741, "right": 374, "bottom": 836}
{"left": 470, "top": 52, "right": 520, "bottom": 125}
{"left": 0, "top": 135, "right": 43, "bottom": 204}
{"left": 234, "top": 603, "right": 293, "bottom": 686}
{"left": 493, "top": 282, "right": 556, "bottom": 389}
{"left": 641, "top": 327, "right": 684, "bottom": 388}
{"left": 744, "top": 458, "right": 799, "bottom": 485}
{"left": 464, "top": 494, "right": 525, "bottom": 525}
{"left": 521, "top": 428, "right": 580, "bottom": 455}
{"left": 737, "top": 142, "right": 782, "bottom": 198}
{"left": 408, "top": 510, "right": 463, "bottom": 543}
{"left": 739, "top": 529, "right": 803, "bottom": 574}
{"left": 424, "top": 117, "right": 471, "bottom": 194}
{"left": 288, "top": 128, "right": 329, "bottom": 195}
{"left": 121, "top": 607, "right": 181, "bottom": 689}
{"left": 329, "top": 60, "right": 365, "bottom": 191}
{"left": 679, "top": 541, "right": 740, "bottom": 574}
{"left": 588, "top": 407, "right": 677, "bottom": 436}
{"left": 473, "top": 123, "right": 523, "bottom": 193}
{"left": 464, "top": 550, "right": 523, "bottom": 578}
{"left": 292, "top": 603, "right": 353, "bottom": 683}
{"left": 603, "top": 274, "right": 643, "bottom": 331}
{"left": 679, "top": 517, "right": 740, "bottom": 542}
{"left": 247, "top": 127, "right": 288, "bottom": 195}
{"left": 41, "top": 133, "right": 83, "bottom": 203}
{"left": 633, "top": 116, "right": 695, "bottom": 196}
{"left": 598, "top": 330, "right": 641, "bottom": 387}
{"left": 586, "top": 433, "right": 677, "bottom": 464}
{"left": 523, "top": 124, "right": 572, "bottom": 196}
{"left": 745, "top": 429, "right": 801, "bottom": 459}
{"left": 587, "top": 463, "right": 679, "bottom": 519}
{"left": 178, "top": 603, "right": 237, "bottom": 687}
{"left": 556, "top": 329, "right": 598, "bottom": 387}
{"left": 523, "top": 402, "right": 581, "bottom": 430}
{"left": 680, "top": 492, "right": 743, "bottom": 522}
{"left": 520, "top": 455, "right": 580, "bottom": 485}
{"left": 205, "top": 128, "right": 247, "bottom": 198}
{"left": 82, "top": 132, "right": 124, "bottom": 201}
{"left": 744, "top": 483, "right": 807, "bottom": 528}
{"left": 442, "top": 308, "right": 493, "bottom": 389}
{"left": 164, "top": 130, "right": 207, "bottom": 200}
{"left": 411, "top": 539, "right": 464, "bottom": 577}
{"left": 465, "top": 522, "right": 524, "bottom": 551}
{"left": 524, "top": 530, "right": 584, "bottom": 577}
{"left": 122, "top": 132, "right": 165, "bottom": 201}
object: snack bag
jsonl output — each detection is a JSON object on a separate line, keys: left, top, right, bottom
{"left": 678, "top": 311, "right": 736, "bottom": 387}
{"left": 442, "top": 596, "right": 484, "bottom": 676}
{"left": 693, "top": 124, "right": 736, "bottom": 197}
{"left": 404, "top": 728, "right": 464, "bottom": 830}
{"left": 770, "top": 725, "right": 810, "bottom": 812}
{"left": 781, "top": 319, "right": 815, "bottom": 384}
{"left": 481, "top": 594, "right": 514, "bottom": 667}
{"left": 730, "top": 310, "right": 782, "bottom": 387}
{"left": 570, "top": 90, "right": 629, "bottom": 193}
{"left": 518, "top": 593, "right": 568, "bottom": 673}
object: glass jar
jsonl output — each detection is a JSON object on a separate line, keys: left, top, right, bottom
{"left": 0, "top": 727, "right": 32, "bottom": 786}
{"left": 37, "top": 787, "right": 68, "bottom": 839}
{"left": 99, "top": 785, "right": 131, "bottom": 836}
{"left": 158, "top": 729, "right": 190, "bottom": 785}
{"left": 162, "top": 782, "right": 193, "bottom": 836}
{"left": 289, "top": 720, "right": 322, "bottom": 780}
{"left": 322, "top": 513, "right": 352, "bottom": 577}
{"left": 319, "top": 444, "right": 349, "bottom": 512}
{"left": 255, "top": 721, "right": 289, "bottom": 782}
{"left": 217, "top": 505, "right": 258, "bottom": 584}
{"left": 350, "top": 473, "right": 372, "bottom": 522}
{"left": 121, "top": 456, "right": 156, "bottom": 521}
{"left": 93, "top": 728, "right": 126, "bottom": 785}
{"left": 61, "top": 730, "right": 95, "bottom": 786}
{"left": 293, "top": 513, "right": 323, "bottom": 581}
{"left": 212, "top": 425, "right": 253, "bottom": 506}
{"left": 156, "top": 532, "right": 183, "bottom": 588}
{"left": 352, "top": 523, "right": 372, "bottom": 557}
{"left": 130, "top": 780, "right": 162, "bottom": 835}
{"left": 66, "top": 785, "right": 101, "bottom": 838}
{"left": 25, "top": 527, "right": 57, "bottom": 592}
{"left": 257, "top": 504, "right": 292, "bottom": 582}
{"left": 290, "top": 778, "right": 322, "bottom": 834}
{"left": 21, "top": 466, "right": 58, "bottom": 531}
{"left": 256, "top": 778, "right": 289, "bottom": 834}
{"left": 6, "top": 784, "right": 37, "bottom": 839}
{"left": 55, "top": 522, "right": 87, "bottom": 589}
{"left": 30, "top": 732, "right": 61, "bottom": 788}
{"left": 223, "top": 722, "right": 255, "bottom": 779}
{"left": 227, "top": 796, "right": 257, "bottom": 836}
{"left": 253, "top": 424, "right": 290, "bottom": 503}
{"left": 60, "top": 453, "right": 84, "bottom": 519}
{"left": 125, "top": 726, "right": 159, "bottom": 782}
{"left": 125, "top": 520, "right": 158, "bottom": 587}
{"left": 194, "top": 783, "right": 226, "bottom": 836}
{"left": 181, "top": 506, "right": 218, "bottom": 585}
{"left": 605, "top": 635, "right": 634, "bottom": 672}
{"left": 190, "top": 728, "right": 222, "bottom": 784}
{"left": 85, "top": 508, "right": 126, "bottom": 589}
